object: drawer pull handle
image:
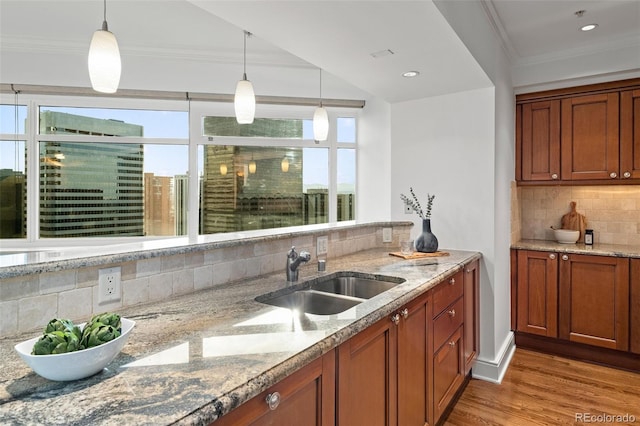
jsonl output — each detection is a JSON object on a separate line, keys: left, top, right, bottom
{"left": 400, "top": 308, "right": 409, "bottom": 319}
{"left": 448, "top": 309, "right": 456, "bottom": 317}
{"left": 623, "top": 171, "right": 631, "bottom": 178}
{"left": 449, "top": 341, "right": 456, "bottom": 347}
{"left": 549, "top": 254, "right": 556, "bottom": 260}
{"left": 391, "top": 313, "right": 400, "bottom": 325}
{"left": 610, "top": 172, "right": 617, "bottom": 179}
{"left": 562, "top": 255, "right": 569, "bottom": 261}
{"left": 266, "top": 392, "right": 281, "bottom": 410}
{"left": 449, "top": 277, "right": 456, "bottom": 285}
{"left": 551, "top": 173, "right": 558, "bottom": 180}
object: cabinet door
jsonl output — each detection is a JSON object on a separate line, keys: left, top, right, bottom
{"left": 559, "top": 254, "right": 630, "bottom": 350}
{"left": 213, "top": 351, "right": 335, "bottom": 426}
{"left": 561, "top": 93, "right": 620, "bottom": 180}
{"left": 463, "top": 259, "right": 480, "bottom": 375}
{"left": 630, "top": 259, "right": 640, "bottom": 354}
{"left": 397, "top": 293, "right": 430, "bottom": 426}
{"left": 516, "top": 250, "right": 558, "bottom": 337}
{"left": 432, "top": 327, "right": 464, "bottom": 423}
{"left": 521, "top": 100, "right": 561, "bottom": 181}
{"left": 337, "top": 315, "right": 397, "bottom": 426}
{"left": 621, "top": 89, "right": 640, "bottom": 180}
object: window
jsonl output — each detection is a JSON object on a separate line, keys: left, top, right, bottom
{"left": 0, "top": 95, "right": 357, "bottom": 244}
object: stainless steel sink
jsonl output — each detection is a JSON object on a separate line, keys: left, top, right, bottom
{"left": 256, "top": 290, "right": 363, "bottom": 315}
{"left": 256, "top": 271, "right": 405, "bottom": 315}
{"left": 310, "top": 274, "right": 404, "bottom": 299}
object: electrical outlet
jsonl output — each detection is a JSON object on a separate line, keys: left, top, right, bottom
{"left": 317, "top": 235, "right": 328, "bottom": 256}
{"left": 98, "top": 267, "right": 121, "bottom": 304}
{"left": 382, "top": 227, "right": 393, "bottom": 243}
{"left": 404, "top": 203, "right": 413, "bottom": 214}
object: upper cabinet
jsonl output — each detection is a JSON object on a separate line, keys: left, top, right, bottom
{"left": 515, "top": 78, "right": 640, "bottom": 184}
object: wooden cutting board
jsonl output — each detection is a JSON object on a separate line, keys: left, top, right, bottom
{"left": 560, "top": 201, "right": 586, "bottom": 242}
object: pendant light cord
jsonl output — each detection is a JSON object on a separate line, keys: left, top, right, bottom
{"left": 102, "top": 0, "right": 109, "bottom": 31}
{"left": 242, "top": 31, "right": 251, "bottom": 80}
{"left": 319, "top": 69, "right": 323, "bottom": 107}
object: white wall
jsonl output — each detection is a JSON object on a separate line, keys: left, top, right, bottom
{"left": 357, "top": 97, "right": 392, "bottom": 222}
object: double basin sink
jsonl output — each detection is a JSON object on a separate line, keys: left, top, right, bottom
{"left": 255, "top": 271, "right": 405, "bottom": 315}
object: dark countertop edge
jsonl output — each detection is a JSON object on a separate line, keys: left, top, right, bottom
{"left": 182, "top": 251, "right": 483, "bottom": 424}
{"left": 0, "top": 221, "right": 415, "bottom": 279}
{"left": 511, "top": 239, "right": 640, "bottom": 258}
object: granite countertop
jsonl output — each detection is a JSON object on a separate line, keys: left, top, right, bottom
{"left": 512, "top": 239, "right": 640, "bottom": 258}
{"left": 0, "top": 248, "right": 481, "bottom": 426}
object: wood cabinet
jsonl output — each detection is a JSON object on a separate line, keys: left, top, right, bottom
{"left": 512, "top": 249, "right": 635, "bottom": 366}
{"left": 431, "top": 270, "right": 465, "bottom": 423}
{"left": 463, "top": 260, "right": 480, "bottom": 375}
{"left": 515, "top": 78, "right": 640, "bottom": 184}
{"left": 337, "top": 290, "right": 431, "bottom": 426}
{"left": 631, "top": 259, "right": 640, "bottom": 355}
{"left": 213, "top": 350, "right": 335, "bottom": 426}
{"left": 515, "top": 250, "right": 558, "bottom": 337}
{"left": 520, "top": 100, "right": 561, "bottom": 181}
{"left": 559, "top": 253, "right": 630, "bottom": 350}
{"left": 621, "top": 89, "right": 640, "bottom": 179}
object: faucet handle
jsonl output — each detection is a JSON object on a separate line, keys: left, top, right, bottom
{"left": 288, "top": 246, "right": 297, "bottom": 258}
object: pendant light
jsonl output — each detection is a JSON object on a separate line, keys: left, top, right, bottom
{"left": 313, "top": 69, "right": 329, "bottom": 142}
{"left": 220, "top": 163, "right": 228, "bottom": 175}
{"left": 234, "top": 31, "right": 256, "bottom": 124}
{"left": 248, "top": 154, "right": 257, "bottom": 174}
{"left": 88, "top": 0, "right": 121, "bottom": 94}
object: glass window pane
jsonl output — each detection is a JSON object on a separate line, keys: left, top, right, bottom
{"left": 0, "top": 140, "right": 26, "bottom": 238}
{"left": 40, "top": 107, "right": 188, "bottom": 138}
{"left": 337, "top": 117, "right": 356, "bottom": 143}
{"left": 337, "top": 148, "right": 355, "bottom": 221}
{"left": 203, "top": 116, "right": 312, "bottom": 139}
{"left": 39, "top": 142, "right": 188, "bottom": 238}
{"left": 198, "top": 145, "right": 328, "bottom": 234}
{"left": 0, "top": 104, "right": 27, "bottom": 134}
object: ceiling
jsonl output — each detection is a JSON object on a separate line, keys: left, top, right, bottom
{"left": 0, "top": 0, "right": 638, "bottom": 103}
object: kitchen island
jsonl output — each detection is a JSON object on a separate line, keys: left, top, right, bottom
{"left": 0, "top": 248, "right": 481, "bottom": 425}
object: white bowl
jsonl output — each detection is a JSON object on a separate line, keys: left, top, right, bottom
{"left": 554, "top": 229, "right": 580, "bottom": 244}
{"left": 14, "top": 318, "right": 135, "bottom": 381}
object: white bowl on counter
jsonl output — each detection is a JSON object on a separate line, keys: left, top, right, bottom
{"left": 554, "top": 229, "right": 580, "bottom": 244}
{"left": 14, "top": 318, "right": 135, "bottom": 381}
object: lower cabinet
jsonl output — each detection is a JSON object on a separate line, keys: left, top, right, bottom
{"left": 512, "top": 249, "right": 635, "bottom": 367}
{"left": 432, "top": 326, "right": 464, "bottom": 422}
{"left": 213, "top": 350, "right": 335, "bottom": 426}
{"left": 632, "top": 259, "right": 640, "bottom": 355}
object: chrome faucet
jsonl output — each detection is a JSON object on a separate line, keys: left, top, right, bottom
{"left": 286, "top": 246, "right": 311, "bottom": 282}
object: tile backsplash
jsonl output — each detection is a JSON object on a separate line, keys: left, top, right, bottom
{"left": 516, "top": 184, "right": 640, "bottom": 245}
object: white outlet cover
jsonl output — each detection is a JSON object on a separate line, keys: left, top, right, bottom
{"left": 317, "top": 236, "right": 328, "bottom": 255}
{"left": 382, "top": 228, "right": 393, "bottom": 243}
{"left": 98, "top": 266, "right": 122, "bottom": 304}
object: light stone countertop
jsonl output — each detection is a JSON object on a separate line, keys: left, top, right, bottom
{"left": 0, "top": 248, "right": 481, "bottom": 426}
{"left": 512, "top": 239, "right": 640, "bottom": 258}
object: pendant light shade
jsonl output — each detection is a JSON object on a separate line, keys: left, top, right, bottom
{"left": 313, "top": 69, "right": 329, "bottom": 141}
{"left": 248, "top": 159, "right": 257, "bottom": 174}
{"left": 88, "top": 0, "right": 121, "bottom": 94}
{"left": 235, "top": 31, "right": 255, "bottom": 124}
{"left": 220, "top": 163, "right": 228, "bottom": 175}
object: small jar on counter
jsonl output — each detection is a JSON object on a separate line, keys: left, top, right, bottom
{"left": 584, "top": 229, "right": 594, "bottom": 246}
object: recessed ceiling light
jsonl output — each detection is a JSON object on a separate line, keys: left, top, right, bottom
{"left": 580, "top": 23, "right": 598, "bottom": 31}
{"left": 402, "top": 71, "right": 420, "bottom": 78}
{"left": 370, "top": 49, "right": 394, "bottom": 58}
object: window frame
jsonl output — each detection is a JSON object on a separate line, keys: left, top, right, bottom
{"left": 0, "top": 93, "right": 357, "bottom": 248}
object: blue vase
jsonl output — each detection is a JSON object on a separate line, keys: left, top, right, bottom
{"left": 415, "top": 219, "right": 438, "bottom": 253}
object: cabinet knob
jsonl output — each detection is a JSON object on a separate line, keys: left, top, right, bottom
{"left": 449, "top": 341, "right": 456, "bottom": 347}
{"left": 549, "top": 254, "right": 556, "bottom": 260}
{"left": 448, "top": 309, "right": 456, "bottom": 318}
{"left": 391, "top": 313, "right": 400, "bottom": 325}
{"left": 610, "top": 172, "right": 617, "bottom": 178}
{"left": 449, "top": 277, "right": 456, "bottom": 285}
{"left": 562, "top": 255, "right": 569, "bottom": 261}
{"left": 266, "top": 392, "right": 281, "bottom": 410}
{"left": 400, "top": 308, "right": 409, "bottom": 319}
{"left": 551, "top": 173, "right": 558, "bottom": 180}
{"left": 623, "top": 171, "right": 631, "bottom": 178}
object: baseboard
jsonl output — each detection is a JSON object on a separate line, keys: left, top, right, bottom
{"left": 470, "top": 331, "right": 515, "bottom": 384}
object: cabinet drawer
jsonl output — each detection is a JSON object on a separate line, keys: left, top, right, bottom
{"left": 433, "top": 297, "right": 464, "bottom": 350}
{"left": 433, "top": 271, "right": 464, "bottom": 316}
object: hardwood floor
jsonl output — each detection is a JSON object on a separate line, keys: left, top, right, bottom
{"left": 445, "top": 349, "right": 640, "bottom": 425}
